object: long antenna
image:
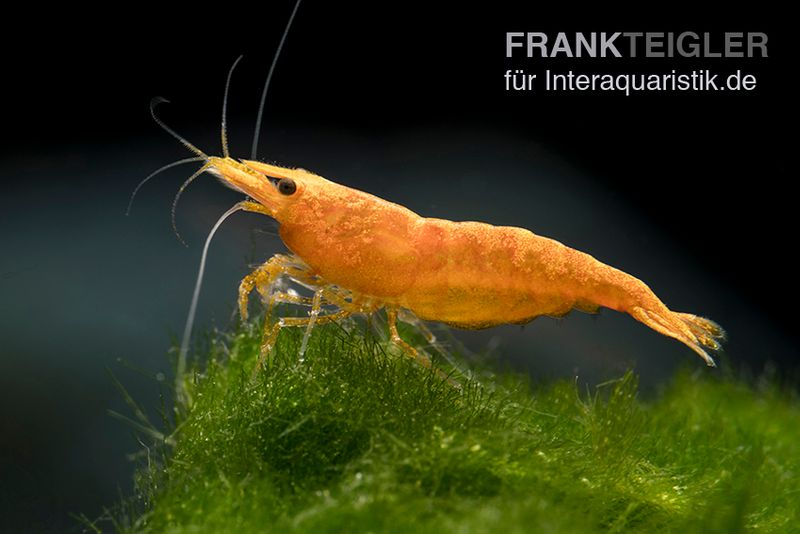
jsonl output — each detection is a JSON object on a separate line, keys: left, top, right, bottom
{"left": 221, "top": 55, "right": 244, "bottom": 158}
{"left": 150, "top": 97, "right": 209, "bottom": 160}
{"left": 250, "top": 0, "right": 303, "bottom": 160}
{"left": 175, "top": 202, "right": 245, "bottom": 412}
{"left": 126, "top": 157, "right": 205, "bottom": 216}
{"left": 171, "top": 164, "right": 210, "bottom": 247}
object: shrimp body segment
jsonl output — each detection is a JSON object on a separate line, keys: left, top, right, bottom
{"left": 208, "top": 156, "right": 725, "bottom": 368}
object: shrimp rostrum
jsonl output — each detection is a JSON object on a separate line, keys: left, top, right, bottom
{"left": 199, "top": 154, "right": 724, "bottom": 370}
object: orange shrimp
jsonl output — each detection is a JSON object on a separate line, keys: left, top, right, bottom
{"left": 199, "top": 157, "right": 725, "bottom": 371}
{"left": 145, "top": 2, "right": 724, "bottom": 383}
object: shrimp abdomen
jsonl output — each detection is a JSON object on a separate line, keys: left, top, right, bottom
{"left": 555, "top": 246, "right": 726, "bottom": 365}
{"left": 403, "top": 220, "right": 596, "bottom": 326}
{"left": 403, "top": 218, "right": 725, "bottom": 364}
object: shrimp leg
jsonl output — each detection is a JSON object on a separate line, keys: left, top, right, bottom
{"left": 386, "top": 308, "right": 433, "bottom": 369}
{"left": 242, "top": 254, "right": 374, "bottom": 370}
{"left": 397, "top": 308, "right": 443, "bottom": 354}
{"left": 299, "top": 290, "right": 324, "bottom": 357}
{"left": 238, "top": 254, "right": 318, "bottom": 319}
{"left": 397, "top": 309, "right": 469, "bottom": 380}
{"left": 254, "top": 309, "right": 353, "bottom": 373}
{"left": 387, "top": 308, "right": 460, "bottom": 388}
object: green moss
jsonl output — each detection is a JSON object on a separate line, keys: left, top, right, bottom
{"left": 110, "top": 318, "right": 799, "bottom": 533}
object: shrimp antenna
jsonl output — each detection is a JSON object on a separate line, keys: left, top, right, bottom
{"left": 175, "top": 201, "right": 245, "bottom": 412}
{"left": 171, "top": 164, "right": 211, "bottom": 247}
{"left": 126, "top": 157, "right": 205, "bottom": 216}
{"left": 250, "top": 0, "right": 302, "bottom": 160}
{"left": 221, "top": 55, "right": 244, "bottom": 158}
{"left": 150, "top": 97, "right": 209, "bottom": 160}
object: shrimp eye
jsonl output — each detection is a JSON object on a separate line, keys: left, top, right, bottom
{"left": 278, "top": 178, "right": 297, "bottom": 195}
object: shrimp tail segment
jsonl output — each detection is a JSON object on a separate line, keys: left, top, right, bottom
{"left": 629, "top": 306, "right": 726, "bottom": 366}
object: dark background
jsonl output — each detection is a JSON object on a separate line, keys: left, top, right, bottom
{"left": 0, "top": 2, "right": 792, "bottom": 531}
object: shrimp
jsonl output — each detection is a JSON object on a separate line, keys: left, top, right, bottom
{"left": 203, "top": 157, "right": 725, "bottom": 371}
{"left": 145, "top": 0, "right": 724, "bottom": 383}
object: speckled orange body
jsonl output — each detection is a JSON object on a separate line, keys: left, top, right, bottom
{"left": 397, "top": 220, "right": 637, "bottom": 328}
{"left": 209, "top": 156, "right": 725, "bottom": 365}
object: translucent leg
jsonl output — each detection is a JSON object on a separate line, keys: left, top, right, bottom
{"left": 254, "top": 309, "right": 352, "bottom": 374}
{"left": 299, "top": 290, "right": 324, "bottom": 359}
{"left": 397, "top": 309, "right": 469, "bottom": 381}
{"left": 387, "top": 308, "right": 461, "bottom": 388}
{"left": 397, "top": 309, "right": 442, "bottom": 351}
{"left": 238, "top": 254, "right": 296, "bottom": 320}
{"left": 386, "top": 308, "right": 432, "bottom": 368}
